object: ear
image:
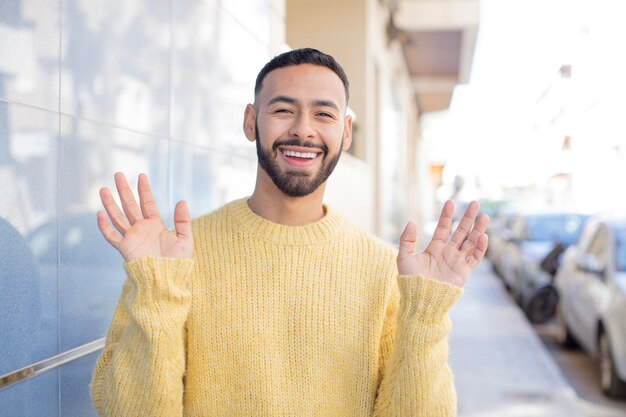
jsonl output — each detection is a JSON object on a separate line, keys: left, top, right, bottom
{"left": 342, "top": 114, "right": 353, "bottom": 151}
{"left": 243, "top": 104, "right": 257, "bottom": 142}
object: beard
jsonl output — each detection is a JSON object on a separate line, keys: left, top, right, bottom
{"left": 255, "top": 123, "right": 343, "bottom": 197}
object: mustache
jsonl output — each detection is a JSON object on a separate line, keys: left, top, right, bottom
{"left": 272, "top": 138, "right": 328, "bottom": 155}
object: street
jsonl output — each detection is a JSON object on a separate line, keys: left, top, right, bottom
{"left": 449, "top": 260, "right": 626, "bottom": 417}
{"left": 534, "top": 321, "right": 626, "bottom": 417}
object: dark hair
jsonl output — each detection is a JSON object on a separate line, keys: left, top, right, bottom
{"left": 254, "top": 48, "right": 350, "bottom": 103}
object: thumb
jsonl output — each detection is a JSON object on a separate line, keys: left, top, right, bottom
{"left": 398, "top": 221, "right": 417, "bottom": 260}
{"left": 173, "top": 200, "right": 192, "bottom": 242}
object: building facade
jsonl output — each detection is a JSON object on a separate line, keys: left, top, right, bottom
{"left": 0, "top": 1, "right": 478, "bottom": 415}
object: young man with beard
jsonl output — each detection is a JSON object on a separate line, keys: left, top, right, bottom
{"left": 90, "top": 48, "right": 489, "bottom": 417}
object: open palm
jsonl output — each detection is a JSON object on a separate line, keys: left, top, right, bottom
{"left": 397, "top": 200, "right": 489, "bottom": 288}
{"left": 97, "top": 172, "right": 193, "bottom": 262}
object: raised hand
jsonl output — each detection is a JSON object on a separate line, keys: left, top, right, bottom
{"left": 397, "top": 200, "right": 489, "bottom": 288}
{"left": 97, "top": 172, "right": 193, "bottom": 262}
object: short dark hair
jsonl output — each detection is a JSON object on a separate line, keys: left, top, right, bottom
{"left": 254, "top": 48, "right": 350, "bottom": 104}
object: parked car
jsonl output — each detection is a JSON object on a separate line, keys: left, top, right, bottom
{"left": 499, "top": 211, "right": 588, "bottom": 321}
{"left": 487, "top": 210, "right": 518, "bottom": 279}
{"left": 554, "top": 215, "right": 626, "bottom": 398}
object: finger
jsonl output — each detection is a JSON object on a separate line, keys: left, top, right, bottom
{"left": 99, "top": 187, "right": 131, "bottom": 234}
{"left": 467, "top": 233, "right": 488, "bottom": 269}
{"left": 450, "top": 201, "right": 480, "bottom": 249}
{"left": 114, "top": 172, "right": 143, "bottom": 224}
{"left": 398, "top": 221, "right": 417, "bottom": 261}
{"left": 430, "top": 200, "right": 455, "bottom": 243}
{"left": 173, "top": 200, "right": 193, "bottom": 243}
{"left": 460, "top": 213, "right": 490, "bottom": 257}
{"left": 96, "top": 210, "right": 122, "bottom": 248}
{"left": 137, "top": 173, "right": 161, "bottom": 219}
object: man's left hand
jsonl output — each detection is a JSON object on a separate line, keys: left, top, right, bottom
{"left": 397, "top": 200, "right": 489, "bottom": 288}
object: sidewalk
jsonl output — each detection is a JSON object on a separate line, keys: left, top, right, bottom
{"left": 449, "top": 261, "right": 587, "bottom": 417}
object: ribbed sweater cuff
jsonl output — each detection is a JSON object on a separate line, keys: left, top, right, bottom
{"left": 397, "top": 275, "right": 462, "bottom": 324}
{"left": 123, "top": 257, "right": 194, "bottom": 307}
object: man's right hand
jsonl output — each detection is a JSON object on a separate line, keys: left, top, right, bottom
{"left": 97, "top": 172, "right": 193, "bottom": 262}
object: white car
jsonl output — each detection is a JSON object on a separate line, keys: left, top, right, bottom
{"left": 487, "top": 211, "right": 517, "bottom": 279}
{"left": 555, "top": 215, "right": 626, "bottom": 398}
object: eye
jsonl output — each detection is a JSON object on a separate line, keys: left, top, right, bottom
{"left": 274, "top": 108, "right": 292, "bottom": 114}
{"left": 317, "top": 112, "right": 334, "bottom": 118}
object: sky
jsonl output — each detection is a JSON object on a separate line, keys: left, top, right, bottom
{"left": 421, "top": 0, "right": 626, "bottom": 207}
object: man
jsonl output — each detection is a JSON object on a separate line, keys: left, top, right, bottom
{"left": 91, "top": 48, "right": 489, "bottom": 416}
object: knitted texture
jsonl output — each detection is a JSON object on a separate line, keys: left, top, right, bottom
{"left": 90, "top": 198, "right": 462, "bottom": 416}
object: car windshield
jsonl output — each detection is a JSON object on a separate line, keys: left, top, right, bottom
{"left": 616, "top": 227, "right": 626, "bottom": 272}
{"left": 524, "top": 214, "right": 588, "bottom": 245}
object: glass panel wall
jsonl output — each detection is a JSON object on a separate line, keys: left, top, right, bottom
{"left": 0, "top": 0, "right": 271, "bottom": 414}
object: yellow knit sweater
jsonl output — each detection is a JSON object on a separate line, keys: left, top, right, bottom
{"left": 90, "top": 198, "right": 462, "bottom": 417}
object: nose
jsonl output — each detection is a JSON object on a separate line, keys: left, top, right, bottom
{"left": 288, "top": 113, "right": 316, "bottom": 139}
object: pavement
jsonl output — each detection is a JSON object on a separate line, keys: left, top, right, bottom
{"left": 448, "top": 261, "right": 588, "bottom": 417}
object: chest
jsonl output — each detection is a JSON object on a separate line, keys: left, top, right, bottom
{"left": 186, "top": 245, "right": 387, "bottom": 358}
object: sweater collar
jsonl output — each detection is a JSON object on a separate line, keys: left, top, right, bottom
{"left": 225, "top": 197, "right": 345, "bottom": 245}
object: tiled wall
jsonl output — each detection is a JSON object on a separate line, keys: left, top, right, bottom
{"left": 0, "top": 0, "right": 281, "bottom": 415}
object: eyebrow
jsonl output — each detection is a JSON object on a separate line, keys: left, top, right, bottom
{"left": 313, "top": 99, "right": 340, "bottom": 112}
{"left": 267, "top": 95, "right": 340, "bottom": 112}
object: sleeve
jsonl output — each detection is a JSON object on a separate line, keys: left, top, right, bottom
{"left": 90, "top": 257, "right": 194, "bottom": 417}
{"left": 373, "top": 274, "right": 463, "bottom": 417}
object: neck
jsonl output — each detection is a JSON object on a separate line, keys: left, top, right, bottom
{"left": 248, "top": 168, "right": 327, "bottom": 226}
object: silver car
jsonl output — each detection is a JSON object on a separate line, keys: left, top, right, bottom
{"left": 555, "top": 215, "right": 626, "bottom": 398}
{"left": 500, "top": 211, "right": 587, "bottom": 304}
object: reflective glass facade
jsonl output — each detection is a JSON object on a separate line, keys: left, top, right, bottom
{"left": 0, "top": 0, "right": 279, "bottom": 414}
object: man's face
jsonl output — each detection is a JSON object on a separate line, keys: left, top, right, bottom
{"left": 244, "top": 64, "right": 352, "bottom": 197}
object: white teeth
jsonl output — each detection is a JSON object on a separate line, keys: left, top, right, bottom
{"left": 283, "top": 150, "right": 317, "bottom": 159}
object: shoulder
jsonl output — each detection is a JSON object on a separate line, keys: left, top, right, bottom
{"left": 332, "top": 214, "right": 399, "bottom": 298}
{"left": 189, "top": 199, "right": 245, "bottom": 244}
{"left": 333, "top": 212, "right": 398, "bottom": 267}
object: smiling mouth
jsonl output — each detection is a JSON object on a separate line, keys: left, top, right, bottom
{"left": 282, "top": 149, "right": 318, "bottom": 159}
{"left": 278, "top": 146, "right": 323, "bottom": 167}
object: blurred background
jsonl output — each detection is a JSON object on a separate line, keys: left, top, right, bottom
{"left": 1, "top": 0, "right": 625, "bottom": 416}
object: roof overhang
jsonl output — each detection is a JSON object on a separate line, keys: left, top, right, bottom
{"left": 393, "top": 0, "right": 480, "bottom": 113}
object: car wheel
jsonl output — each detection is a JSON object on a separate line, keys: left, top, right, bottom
{"left": 525, "top": 286, "right": 558, "bottom": 324}
{"left": 599, "top": 331, "right": 626, "bottom": 399}
{"left": 555, "top": 305, "right": 578, "bottom": 349}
